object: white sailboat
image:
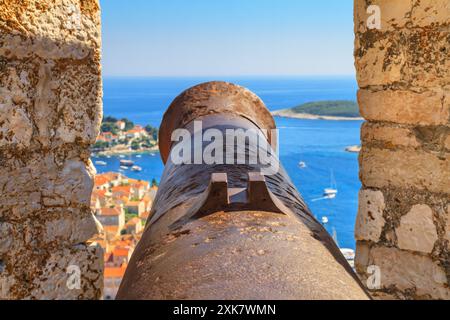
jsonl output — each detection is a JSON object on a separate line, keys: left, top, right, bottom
{"left": 298, "top": 161, "right": 307, "bottom": 168}
{"left": 323, "top": 170, "right": 338, "bottom": 198}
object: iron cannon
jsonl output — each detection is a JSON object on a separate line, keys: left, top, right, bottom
{"left": 117, "top": 81, "right": 369, "bottom": 300}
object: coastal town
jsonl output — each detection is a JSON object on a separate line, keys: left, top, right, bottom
{"left": 93, "top": 116, "right": 159, "bottom": 156}
{"left": 88, "top": 116, "right": 161, "bottom": 299}
{"left": 89, "top": 172, "right": 158, "bottom": 300}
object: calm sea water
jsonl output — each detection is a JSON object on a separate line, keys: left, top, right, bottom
{"left": 94, "top": 76, "right": 362, "bottom": 249}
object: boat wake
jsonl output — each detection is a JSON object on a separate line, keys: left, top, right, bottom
{"left": 311, "top": 196, "right": 334, "bottom": 202}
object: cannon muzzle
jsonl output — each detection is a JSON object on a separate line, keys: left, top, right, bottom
{"left": 117, "top": 81, "right": 370, "bottom": 300}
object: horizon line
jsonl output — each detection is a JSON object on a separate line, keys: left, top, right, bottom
{"left": 102, "top": 74, "right": 357, "bottom": 79}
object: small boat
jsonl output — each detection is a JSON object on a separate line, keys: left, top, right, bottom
{"left": 120, "top": 166, "right": 129, "bottom": 170}
{"left": 340, "top": 248, "right": 355, "bottom": 268}
{"left": 340, "top": 248, "right": 355, "bottom": 261}
{"left": 106, "top": 155, "right": 111, "bottom": 159}
{"left": 150, "top": 153, "right": 156, "bottom": 157}
{"left": 120, "top": 159, "right": 134, "bottom": 167}
{"left": 95, "top": 161, "right": 107, "bottom": 166}
{"left": 323, "top": 170, "right": 338, "bottom": 198}
{"left": 345, "top": 145, "right": 361, "bottom": 153}
{"left": 119, "top": 155, "right": 126, "bottom": 158}
{"left": 321, "top": 216, "right": 329, "bottom": 224}
{"left": 136, "top": 155, "right": 142, "bottom": 158}
{"left": 323, "top": 189, "right": 337, "bottom": 199}
{"left": 298, "top": 161, "right": 307, "bottom": 168}
{"left": 131, "top": 165, "right": 142, "bottom": 172}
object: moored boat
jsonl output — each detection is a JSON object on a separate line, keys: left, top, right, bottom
{"left": 340, "top": 248, "right": 355, "bottom": 268}
{"left": 120, "top": 159, "right": 134, "bottom": 167}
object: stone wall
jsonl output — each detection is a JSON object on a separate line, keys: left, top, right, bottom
{"left": 0, "top": 0, "right": 103, "bottom": 299}
{"left": 354, "top": 0, "right": 449, "bottom": 299}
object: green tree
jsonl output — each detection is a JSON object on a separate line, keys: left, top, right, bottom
{"left": 131, "top": 140, "right": 140, "bottom": 150}
{"left": 93, "top": 141, "right": 109, "bottom": 150}
{"left": 145, "top": 125, "right": 159, "bottom": 141}
{"left": 103, "top": 116, "right": 118, "bottom": 123}
{"left": 121, "top": 118, "right": 135, "bottom": 131}
{"left": 101, "top": 122, "right": 119, "bottom": 134}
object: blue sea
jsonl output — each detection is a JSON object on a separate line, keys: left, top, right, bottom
{"left": 94, "top": 76, "right": 362, "bottom": 249}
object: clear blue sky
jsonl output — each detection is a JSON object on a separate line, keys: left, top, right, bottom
{"left": 100, "top": 0, "right": 355, "bottom": 77}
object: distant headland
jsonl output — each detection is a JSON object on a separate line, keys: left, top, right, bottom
{"left": 272, "top": 100, "right": 363, "bottom": 121}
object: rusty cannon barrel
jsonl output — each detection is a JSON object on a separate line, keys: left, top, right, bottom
{"left": 117, "top": 81, "right": 370, "bottom": 300}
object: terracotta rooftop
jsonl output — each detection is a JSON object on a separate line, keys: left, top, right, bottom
{"left": 94, "top": 176, "right": 109, "bottom": 186}
{"left": 100, "top": 172, "right": 123, "bottom": 181}
{"left": 113, "top": 247, "right": 130, "bottom": 258}
{"left": 112, "top": 185, "right": 133, "bottom": 194}
{"left": 99, "top": 207, "right": 122, "bottom": 216}
{"left": 104, "top": 264, "right": 128, "bottom": 278}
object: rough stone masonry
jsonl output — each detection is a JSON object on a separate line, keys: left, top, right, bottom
{"left": 354, "top": 0, "right": 450, "bottom": 299}
{"left": 0, "top": 0, "right": 449, "bottom": 300}
{"left": 0, "top": 0, "right": 103, "bottom": 299}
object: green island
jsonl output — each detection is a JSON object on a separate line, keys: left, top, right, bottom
{"left": 272, "top": 100, "right": 362, "bottom": 120}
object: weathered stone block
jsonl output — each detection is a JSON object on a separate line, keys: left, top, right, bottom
{"left": 0, "top": 0, "right": 103, "bottom": 300}
{"left": 0, "top": 156, "right": 96, "bottom": 220}
{"left": 53, "top": 159, "right": 96, "bottom": 207}
{"left": 360, "top": 147, "right": 450, "bottom": 193}
{"left": 355, "top": 36, "right": 404, "bottom": 87}
{"left": 355, "top": 241, "right": 370, "bottom": 275}
{"left": 44, "top": 215, "right": 100, "bottom": 245}
{"left": 0, "top": 0, "right": 101, "bottom": 60}
{"left": 355, "top": 0, "right": 450, "bottom": 32}
{"left": 355, "top": 29, "right": 450, "bottom": 88}
{"left": 54, "top": 63, "right": 102, "bottom": 145}
{"left": 1, "top": 243, "right": 103, "bottom": 300}
{"left": 361, "top": 122, "right": 420, "bottom": 148}
{"left": 358, "top": 89, "right": 449, "bottom": 126}
{"left": 355, "top": 189, "right": 386, "bottom": 242}
{"left": 28, "top": 243, "right": 103, "bottom": 300}
{"left": 364, "top": 247, "right": 449, "bottom": 299}
{"left": 2, "top": 60, "right": 103, "bottom": 149}
{"left": 355, "top": 0, "right": 450, "bottom": 301}
{"left": 396, "top": 204, "right": 438, "bottom": 254}
{"left": 0, "top": 66, "right": 34, "bottom": 149}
